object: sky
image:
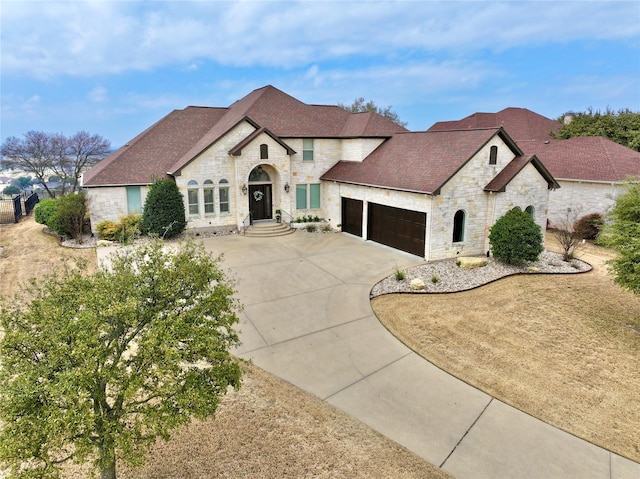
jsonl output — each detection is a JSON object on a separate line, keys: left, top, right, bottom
{"left": 1, "top": 0, "right": 639, "bottom": 148}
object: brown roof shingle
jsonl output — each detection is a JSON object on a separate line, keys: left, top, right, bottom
{"left": 84, "top": 85, "right": 407, "bottom": 186}
{"left": 321, "top": 128, "right": 518, "bottom": 194}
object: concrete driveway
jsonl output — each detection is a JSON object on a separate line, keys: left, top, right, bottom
{"left": 102, "top": 231, "right": 639, "bottom": 478}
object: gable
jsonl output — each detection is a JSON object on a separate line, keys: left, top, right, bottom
{"left": 322, "top": 127, "right": 522, "bottom": 195}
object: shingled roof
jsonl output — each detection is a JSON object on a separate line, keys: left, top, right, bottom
{"left": 429, "top": 107, "right": 561, "bottom": 142}
{"left": 429, "top": 107, "right": 640, "bottom": 183}
{"left": 526, "top": 136, "right": 640, "bottom": 182}
{"left": 83, "top": 85, "right": 407, "bottom": 187}
{"left": 321, "top": 127, "right": 545, "bottom": 195}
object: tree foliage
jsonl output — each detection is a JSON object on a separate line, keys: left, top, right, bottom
{"left": 49, "top": 192, "right": 88, "bottom": 242}
{"left": 489, "top": 207, "right": 544, "bottom": 265}
{"left": 1, "top": 131, "right": 110, "bottom": 197}
{"left": 602, "top": 183, "right": 640, "bottom": 295}
{"left": 338, "top": 97, "right": 408, "bottom": 127}
{"left": 141, "top": 178, "right": 187, "bottom": 239}
{"left": 0, "top": 240, "right": 243, "bottom": 479}
{"left": 554, "top": 108, "right": 640, "bottom": 151}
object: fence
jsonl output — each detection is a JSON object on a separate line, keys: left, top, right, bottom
{"left": 0, "top": 192, "right": 39, "bottom": 224}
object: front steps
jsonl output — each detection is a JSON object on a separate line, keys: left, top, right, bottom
{"left": 244, "top": 221, "right": 294, "bottom": 237}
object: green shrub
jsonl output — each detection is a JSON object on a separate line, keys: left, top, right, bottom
{"left": 313, "top": 215, "right": 320, "bottom": 222}
{"left": 574, "top": 213, "right": 603, "bottom": 240}
{"left": 34, "top": 198, "right": 58, "bottom": 227}
{"left": 96, "top": 215, "right": 141, "bottom": 243}
{"left": 431, "top": 275, "right": 439, "bottom": 284}
{"left": 96, "top": 220, "right": 121, "bottom": 241}
{"left": 305, "top": 224, "right": 317, "bottom": 232}
{"left": 49, "top": 193, "right": 87, "bottom": 241}
{"left": 489, "top": 207, "right": 544, "bottom": 265}
{"left": 393, "top": 265, "right": 405, "bottom": 281}
{"left": 141, "top": 178, "right": 186, "bottom": 239}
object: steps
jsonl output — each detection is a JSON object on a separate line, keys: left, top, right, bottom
{"left": 244, "top": 221, "right": 294, "bottom": 237}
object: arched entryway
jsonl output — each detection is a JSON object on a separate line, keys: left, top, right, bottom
{"left": 248, "top": 165, "right": 273, "bottom": 221}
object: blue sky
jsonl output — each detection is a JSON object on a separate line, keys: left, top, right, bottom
{"left": 2, "top": 0, "right": 639, "bottom": 148}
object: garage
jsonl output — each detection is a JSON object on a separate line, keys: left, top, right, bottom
{"left": 341, "top": 197, "right": 363, "bottom": 237}
{"left": 367, "top": 203, "right": 426, "bottom": 257}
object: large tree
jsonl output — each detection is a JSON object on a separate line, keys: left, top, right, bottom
{"left": 0, "top": 131, "right": 66, "bottom": 198}
{"left": 0, "top": 240, "right": 243, "bottom": 479}
{"left": 603, "top": 182, "right": 640, "bottom": 295}
{"left": 338, "top": 97, "right": 408, "bottom": 127}
{"left": 1, "top": 131, "right": 110, "bottom": 197}
{"left": 554, "top": 108, "right": 640, "bottom": 151}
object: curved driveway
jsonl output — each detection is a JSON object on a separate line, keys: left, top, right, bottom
{"left": 198, "top": 232, "right": 637, "bottom": 479}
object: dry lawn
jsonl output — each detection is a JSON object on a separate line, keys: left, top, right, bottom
{"left": 0, "top": 217, "right": 451, "bottom": 479}
{"left": 373, "top": 238, "right": 640, "bottom": 463}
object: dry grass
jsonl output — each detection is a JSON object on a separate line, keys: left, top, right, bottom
{"left": 1, "top": 217, "right": 451, "bottom": 479}
{"left": 373, "top": 239, "right": 640, "bottom": 463}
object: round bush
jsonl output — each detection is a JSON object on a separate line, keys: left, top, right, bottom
{"left": 34, "top": 198, "right": 58, "bottom": 227}
{"left": 489, "top": 207, "right": 544, "bottom": 265}
{"left": 141, "top": 178, "right": 186, "bottom": 239}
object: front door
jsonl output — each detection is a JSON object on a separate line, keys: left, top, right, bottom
{"left": 249, "top": 184, "right": 272, "bottom": 221}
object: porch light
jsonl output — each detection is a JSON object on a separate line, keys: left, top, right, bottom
{"left": 242, "top": 184, "right": 248, "bottom": 195}
{"left": 284, "top": 182, "right": 290, "bottom": 193}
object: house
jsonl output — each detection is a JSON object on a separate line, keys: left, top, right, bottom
{"left": 429, "top": 108, "right": 640, "bottom": 227}
{"left": 82, "top": 86, "right": 558, "bottom": 260}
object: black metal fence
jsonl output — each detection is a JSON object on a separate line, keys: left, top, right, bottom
{"left": 0, "top": 192, "right": 39, "bottom": 224}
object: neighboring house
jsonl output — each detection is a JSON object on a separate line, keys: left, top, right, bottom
{"left": 82, "top": 86, "right": 558, "bottom": 260}
{"left": 429, "top": 108, "right": 640, "bottom": 227}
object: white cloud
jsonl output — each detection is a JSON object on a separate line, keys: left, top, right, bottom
{"left": 1, "top": 1, "right": 638, "bottom": 79}
{"left": 88, "top": 86, "right": 108, "bottom": 103}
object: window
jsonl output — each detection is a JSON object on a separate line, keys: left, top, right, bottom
{"left": 296, "top": 184, "right": 307, "bottom": 209}
{"left": 203, "top": 179, "right": 215, "bottom": 215}
{"left": 489, "top": 145, "right": 498, "bottom": 165}
{"left": 525, "top": 205, "right": 535, "bottom": 218}
{"left": 310, "top": 184, "right": 321, "bottom": 209}
{"left": 126, "top": 186, "right": 142, "bottom": 214}
{"left": 219, "top": 179, "right": 230, "bottom": 214}
{"left": 260, "top": 144, "right": 268, "bottom": 159}
{"left": 187, "top": 180, "right": 199, "bottom": 216}
{"left": 296, "top": 183, "right": 321, "bottom": 210}
{"left": 303, "top": 139, "right": 314, "bottom": 161}
{"left": 249, "top": 166, "right": 270, "bottom": 182}
{"left": 453, "top": 210, "right": 465, "bottom": 242}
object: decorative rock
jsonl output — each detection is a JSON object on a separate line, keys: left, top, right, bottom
{"left": 458, "top": 257, "right": 488, "bottom": 270}
{"left": 527, "top": 266, "right": 540, "bottom": 272}
{"left": 410, "top": 278, "right": 426, "bottom": 290}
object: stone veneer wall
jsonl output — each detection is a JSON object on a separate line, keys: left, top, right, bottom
{"left": 547, "top": 179, "right": 623, "bottom": 228}
{"left": 86, "top": 185, "right": 149, "bottom": 233}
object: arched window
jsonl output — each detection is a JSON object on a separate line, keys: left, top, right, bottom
{"left": 453, "top": 210, "right": 465, "bottom": 243}
{"left": 489, "top": 145, "right": 498, "bottom": 165}
{"left": 249, "top": 166, "right": 271, "bottom": 182}
{"left": 219, "top": 179, "right": 230, "bottom": 214}
{"left": 525, "top": 205, "right": 535, "bottom": 218}
{"left": 203, "top": 179, "right": 215, "bottom": 215}
{"left": 187, "top": 180, "right": 199, "bottom": 217}
{"left": 260, "top": 144, "right": 268, "bottom": 159}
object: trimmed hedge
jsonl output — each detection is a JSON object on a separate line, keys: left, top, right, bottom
{"left": 489, "top": 207, "right": 544, "bottom": 265}
{"left": 141, "top": 178, "right": 186, "bottom": 239}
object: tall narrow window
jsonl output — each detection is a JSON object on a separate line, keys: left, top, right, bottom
{"left": 525, "top": 205, "right": 535, "bottom": 218}
{"left": 296, "top": 184, "right": 307, "bottom": 209}
{"left": 126, "top": 186, "right": 142, "bottom": 214}
{"left": 260, "top": 144, "right": 268, "bottom": 159}
{"left": 219, "top": 179, "right": 230, "bottom": 214}
{"left": 310, "top": 183, "right": 321, "bottom": 209}
{"left": 303, "top": 139, "right": 314, "bottom": 161}
{"left": 187, "top": 180, "right": 199, "bottom": 216}
{"left": 489, "top": 145, "right": 498, "bottom": 165}
{"left": 453, "top": 210, "right": 465, "bottom": 242}
{"left": 203, "top": 179, "right": 215, "bottom": 215}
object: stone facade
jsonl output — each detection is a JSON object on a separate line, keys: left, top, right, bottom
{"left": 547, "top": 179, "right": 622, "bottom": 228}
